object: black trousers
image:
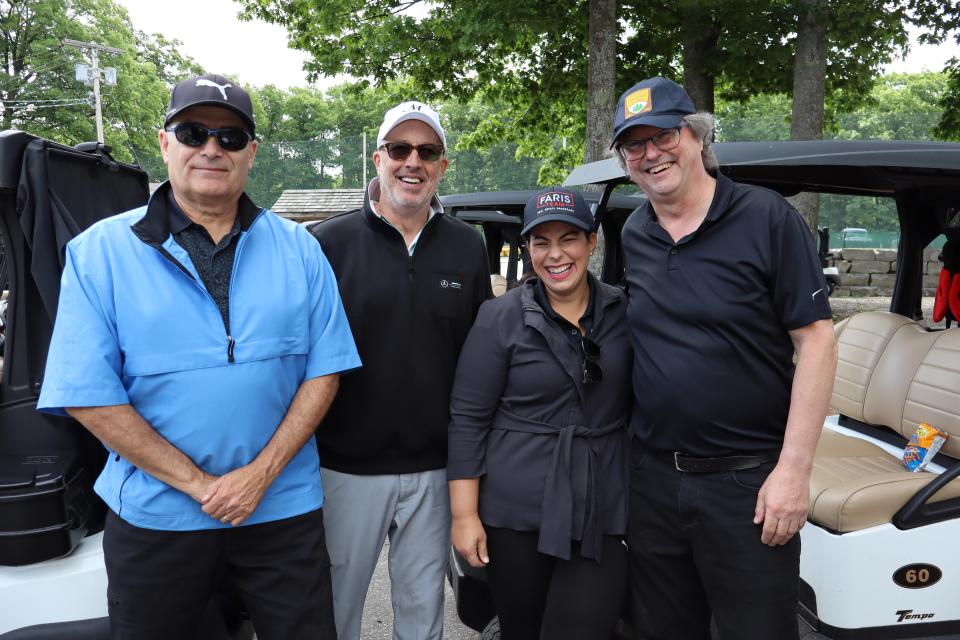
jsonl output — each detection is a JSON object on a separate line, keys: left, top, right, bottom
{"left": 627, "top": 440, "right": 800, "bottom": 640}
{"left": 485, "top": 526, "right": 627, "bottom": 640}
{"left": 102, "top": 508, "right": 336, "bottom": 640}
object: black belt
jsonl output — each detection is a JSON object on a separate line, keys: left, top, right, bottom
{"left": 654, "top": 449, "right": 781, "bottom": 473}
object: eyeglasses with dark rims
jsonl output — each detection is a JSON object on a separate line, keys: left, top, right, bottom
{"left": 582, "top": 337, "right": 602, "bottom": 385}
{"left": 165, "top": 123, "right": 253, "bottom": 152}
{"left": 614, "top": 124, "right": 687, "bottom": 160}
{"left": 378, "top": 142, "right": 445, "bottom": 162}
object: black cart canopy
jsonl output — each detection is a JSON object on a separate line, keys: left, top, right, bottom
{"left": 565, "top": 140, "right": 960, "bottom": 317}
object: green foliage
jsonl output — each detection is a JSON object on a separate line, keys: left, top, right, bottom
{"left": 716, "top": 93, "right": 793, "bottom": 141}
{"left": 718, "top": 72, "right": 948, "bottom": 234}
{"left": 833, "top": 72, "right": 946, "bottom": 140}
{"left": 819, "top": 194, "right": 900, "bottom": 234}
{"left": 933, "top": 58, "right": 960, "bottom": 140}
{"left": 717, "top": 72, "right": 947, "bottom": 142}
{"left": 241, "top": 80, "right": 547, "bottom": 206}
{"left": 237, "top": 0, "right": 929, "bottom": 184}
{"left": 0, "top": 0, "right": 203, "bottom": 169}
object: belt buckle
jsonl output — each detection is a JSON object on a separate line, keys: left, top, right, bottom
{"left": 673, "top": 451, "right": 683, "bottom": 472}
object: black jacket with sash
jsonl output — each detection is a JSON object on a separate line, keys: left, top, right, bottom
{"left": 448, "top": 275, "right": 632, "bottom": 561}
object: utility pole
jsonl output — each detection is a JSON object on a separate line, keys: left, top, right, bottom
{"left": 63, "top": 39, "right": 122, "bottom": 144}
{"left": 362, "top": 130, "right": 367, "bottom": 186}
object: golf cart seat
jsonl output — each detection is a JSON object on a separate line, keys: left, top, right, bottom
{"left": 809, "top": 312, "right": 960, "bottom": 533}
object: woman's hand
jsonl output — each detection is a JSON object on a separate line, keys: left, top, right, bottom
{"left": 452, "top": 513, "right": 489, "bottom": 567}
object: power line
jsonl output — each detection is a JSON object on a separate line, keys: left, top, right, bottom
{"left": 1, "top": 97, "right": 88, "bottom": 104}
{"left": 15, "top": 58, "right": 73, "bottom": 76}
{"left": 2, "top": 100, "right": 89, "bottom": 109}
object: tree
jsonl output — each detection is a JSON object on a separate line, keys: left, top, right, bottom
{"left": 716, "top": 92, "right": 793, "bottom": 141}
{"left": 0, "top": 0, "right": 202, "bottom": 172}
{"left": 245, "top": 84, "right": 338, "bottom": 206}
{"left": 238, "top": 0, "right": 620, "bottom": 181}
{"left": 241, "top": 80, "right": 547, "bottom": 205}
{"left": 240, "top": 0, "right": 931, "bottom": 188}
{"left": 585, "top": 0, "right": 616, "bottom": 166}
{"left": 718, "top": 71, "right": 947, "bottom": 142}
{"left": 1, "top": 0, "right": 100, "bottom": 135}
{"left": 904, "top": 0, "right": 960, "bottom": 138}
{"left": 790, "top": 0, "right": 827, "bottom": 231}
{"left": 834, "top": 72, "right": 945, "bottom": 140}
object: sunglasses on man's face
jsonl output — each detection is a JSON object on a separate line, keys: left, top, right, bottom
{"left": 582, "top": 337, "right": 603, "bottom": 384}
{"left": 379, "top": 142, "right": 445, "bottom": 162}
{"left": 165, "top": 123, "right": 253, "bottom": 152}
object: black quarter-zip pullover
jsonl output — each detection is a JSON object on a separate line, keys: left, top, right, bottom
{"left": 309, "top": 187, "right": 492, "bottom": 474}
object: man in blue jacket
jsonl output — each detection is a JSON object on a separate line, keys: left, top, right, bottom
{"left": 38, "top": 74, "right": 360, "bottom": 639}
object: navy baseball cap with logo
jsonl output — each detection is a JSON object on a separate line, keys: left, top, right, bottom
{"left": 164, "top": 73, "right": 256, "bottom": 137}
{"left": 522, "top": 187, "right": 595, "bottom": 236}
{"left": 610, "top": 77, "right": 695, "bottom": 147}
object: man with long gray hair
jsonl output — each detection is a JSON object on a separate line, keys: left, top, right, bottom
{"left": 612, "top": 76, "right": 837, "bottom": 639}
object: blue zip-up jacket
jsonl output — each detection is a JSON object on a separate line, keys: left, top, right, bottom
{"left": 38, "top": 183, "right": 361, "bottom": 531}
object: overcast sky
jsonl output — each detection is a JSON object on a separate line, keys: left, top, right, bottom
{"left": 115, "top": 0, "right": 960, "bottom": 90}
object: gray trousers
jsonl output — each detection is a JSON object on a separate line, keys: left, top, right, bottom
{"left": 320, "top": 467, "right": 450, "bottom": 640}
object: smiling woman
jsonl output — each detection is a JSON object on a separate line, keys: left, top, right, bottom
{"left": 448, "top": 186, "right": 633, "bottom": 640}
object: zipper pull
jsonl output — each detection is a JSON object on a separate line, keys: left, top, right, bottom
{"left": 227, "top": 336, "right": 236, "bottom": 363}
{"left": 408, "top": 256, "right": 414, "bottom": 285}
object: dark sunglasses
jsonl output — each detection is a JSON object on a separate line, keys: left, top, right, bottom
{"left": 379, "top": 142, "right": 445, "bottom": 162}
{"left": 582, "top": 337, "right": 602, "bottom": 385}
{"left": 165, "top": 123, "right": 253, "bottom": 152}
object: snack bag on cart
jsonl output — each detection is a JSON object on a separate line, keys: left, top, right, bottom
{"left": 902, "top": 423, "right": 949, "bottom": 472}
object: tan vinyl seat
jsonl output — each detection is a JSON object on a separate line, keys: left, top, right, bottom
{"left": 810, "top": 312, "right": 960, "bottom": 532}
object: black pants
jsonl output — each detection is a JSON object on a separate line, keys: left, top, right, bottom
{"left": 485, "top": 526, "right": 627, "bottom": 640}
{"left": 627, "top": 441, "right": 800, "bottom": 640}
{"left": 103, "top": 508, "right": 336, "bottom": 640}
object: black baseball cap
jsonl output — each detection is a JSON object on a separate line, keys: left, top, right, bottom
{"left": 610, "top": 77, "right": 695, "bottom": 147}
{"left": 522, "top": 187, "right": 595, "bottom": 236}
{"left": 164, "top": 73, "right": 255, "bottom": 137}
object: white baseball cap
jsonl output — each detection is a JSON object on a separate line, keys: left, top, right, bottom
{"left": 377, "top": 101, "right": 447, "bottom": 149}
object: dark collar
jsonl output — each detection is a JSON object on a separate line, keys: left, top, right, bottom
{"left": 533, "top": 273, "right": 597, "bottom": 330}
{"left": 131, "top": 181, "right": 261, "bottom": 245}
{"left": 167, "top": 189, "right": 193, "bottom": 235}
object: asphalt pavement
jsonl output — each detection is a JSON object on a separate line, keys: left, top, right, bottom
{"left": 360, "top": 540, "right": 479, "bottom": 639}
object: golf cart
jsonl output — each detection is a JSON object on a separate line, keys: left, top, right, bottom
{"left": 446, "top": 140, "right": 960, "bottom": 640}
{"left": 0, "top": 130, "right": 253, "bottom": 639}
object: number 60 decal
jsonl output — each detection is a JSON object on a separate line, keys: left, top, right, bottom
{"left": 893, "top": 564, "right": 942, "bottom": 589}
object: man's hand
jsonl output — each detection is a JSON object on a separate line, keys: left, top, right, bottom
{"left": 198, "top": 373, "right": 340, "bottom": 526}
{"left": 753, "top": 463, "right": 810, "bottom": 546}
{"left": 452, "top": 513, "right": 489, "bottom": 568}
{"left": 201, "top": 464, "right": 270, "bottom": 526}
{"left": 752, "top": 318, "right": 836, "bottom": 546}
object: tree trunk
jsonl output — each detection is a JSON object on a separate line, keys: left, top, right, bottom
{"left": 789, "top": 0, "right": 827, "bottom": 232}
{"left": 681, "top": 9, "right": 720, "bottom": 113}
{"left": 584, "top": 0, "right": 617, "bottom": 164}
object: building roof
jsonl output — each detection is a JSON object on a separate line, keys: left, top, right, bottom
{"left": 271, "top": 188, "right": 366, "bottom": 221}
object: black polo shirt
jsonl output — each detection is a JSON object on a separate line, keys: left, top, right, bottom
{"left": 533, "top": 275, "right": 597, "bottom": 359}
{"left": 167, "top": 191, "right": 241, "bottom": 333}
{"left": 622, "top": 173, "right": 832, "bottom": 456}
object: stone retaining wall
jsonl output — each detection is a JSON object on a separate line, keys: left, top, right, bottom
{"left": 829, "top": 248, "right": 942, "bottom": 298}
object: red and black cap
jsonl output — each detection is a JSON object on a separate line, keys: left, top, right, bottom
{"left": 522, "top": 187, "right": 595, "bottom": 236}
